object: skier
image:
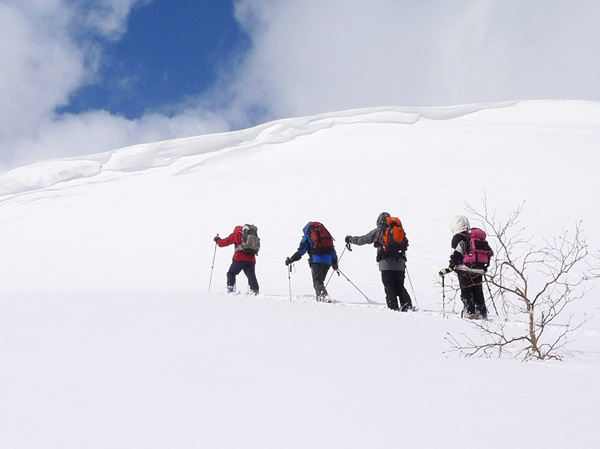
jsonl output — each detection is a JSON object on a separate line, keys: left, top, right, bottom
{"left": 285, "top": 222, "right": 338, "bottom": 302}
{"left": 214, "top": 225, "right": 260, "bottom": 295}
{"left": 439, "top": 215, "right": 492, "bottom": 319}
{"left": 345, "top": 212, "right": 413, "bottom": 311}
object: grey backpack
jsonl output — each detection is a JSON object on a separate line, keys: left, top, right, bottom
{"left": 236, "top": 224, "right": 260, "bottom": 255}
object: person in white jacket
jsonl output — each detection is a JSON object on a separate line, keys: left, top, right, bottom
{"left": 444, "top": 215, "right": 491, "bottom": 319}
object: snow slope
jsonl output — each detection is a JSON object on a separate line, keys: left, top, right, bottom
{"left": 0, "top": 100, "right": 599, "bottom": 448}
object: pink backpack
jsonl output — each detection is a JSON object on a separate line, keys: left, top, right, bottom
{"left": 462, "top": 228, "right": 492, "bottom": 266}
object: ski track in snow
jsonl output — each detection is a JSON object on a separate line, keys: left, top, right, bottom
{"left": 224, "top": 290, "right": 599, "bottom": 335}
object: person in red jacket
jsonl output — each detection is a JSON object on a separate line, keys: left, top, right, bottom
{"left": 214, "top": 225, "right": 260, "bottom": 294}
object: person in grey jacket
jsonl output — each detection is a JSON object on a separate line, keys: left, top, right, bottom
{"left": 345, "top": 212, "right": 413, "bottom": 311}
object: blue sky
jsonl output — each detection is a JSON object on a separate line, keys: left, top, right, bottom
{"left": 61, "top": 1, "right": 248, "bottom": 119}
{"left": 2, "top": 0, "right": 600, "bottom": 168}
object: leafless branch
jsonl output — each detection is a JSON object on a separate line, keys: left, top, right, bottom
{"left": 449, "top": 200, "right": 599, "bottom": 361}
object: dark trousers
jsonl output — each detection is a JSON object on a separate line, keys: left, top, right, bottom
{"left": 381, "top": 270, "right": 413, "bottom": 311}
{"left": 457, "top": 271, "right": 487, "bottom": 318}
{"left": 311, "top": 263, "right": 330, "bottom": 299}
{"left": 227, "top": 261, "right": 259, "bottom": 294}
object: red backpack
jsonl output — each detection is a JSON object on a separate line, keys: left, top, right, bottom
{"left": 307, "top": 222, "right": 335, "bottom": 255}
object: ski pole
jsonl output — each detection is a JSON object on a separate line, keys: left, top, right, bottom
{"left": 325, "top": 246, "right": 347, "bottom": 287}
{"left": 441, "top": 275, "right": 446, "bottom": 318}
{"left": 405, "top": 266, "right": 419, "bottom": 309}
{"left": 208, "top": 240, "right": 218, "bottom": 293}
{"left": 287, "top": 263, "right": 293, "bottom": 302}
{"left": 438, "top": 267, "right": 454, "bottom": 317}
{"left": 336, "top": 268, "right": 375, "bottom": 304}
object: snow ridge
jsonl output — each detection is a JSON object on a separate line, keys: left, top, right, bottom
{"left": 0, "top": 101, "right": 525, "bottom": 197}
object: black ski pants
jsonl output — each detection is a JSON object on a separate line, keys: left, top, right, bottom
{"left": 227, "top": 261, "right": 259, "bottom": 294}
{"left": 311, "top": 263, "right": 330, "bottom": 300}
{"left": 381, "top": 270, "right": 412, "bottom": 311}
{"left": 457, "top": 271, "right": 487, "bottom": 318}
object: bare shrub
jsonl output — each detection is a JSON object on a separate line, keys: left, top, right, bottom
{"left": 447, "top": 200, "right": 599, "bottom": 361}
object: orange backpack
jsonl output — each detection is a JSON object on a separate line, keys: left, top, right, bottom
{"left": 381, "top": 216, "right": 406, "bottom": 255}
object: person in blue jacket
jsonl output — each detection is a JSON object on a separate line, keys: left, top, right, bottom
{"left": 285, "top": 222, "right": 338, "bottom": 302}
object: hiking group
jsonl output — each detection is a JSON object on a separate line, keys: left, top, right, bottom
{"left": 213, "top": 212, "right": 493, "bottom": 319}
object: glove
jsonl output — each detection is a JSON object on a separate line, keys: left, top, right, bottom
{"left": 214, "top": 234, "right": 220, "bottom": 242}
{"left": 438, "top": 267, "right": 453, "bottom": 277}
{"left": 345, "top": 236, "right": 353, "bottom": 251}
{"left": 332, "top": 262, "right": 339, "bottom": 271}
{"left": 288, "top": 252, "right": 301, "bottom": 264}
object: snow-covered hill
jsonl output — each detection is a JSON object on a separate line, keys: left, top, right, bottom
{"left": 1, "top": 101, "right": 599, "bottom": 448}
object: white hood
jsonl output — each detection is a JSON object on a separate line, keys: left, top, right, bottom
{"left": 450, "top": 215, "right": 470, "bottom": 235}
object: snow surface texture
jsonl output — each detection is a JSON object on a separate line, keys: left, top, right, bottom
{"left": 1, "top": 100, "right": 599, "bottom": 448}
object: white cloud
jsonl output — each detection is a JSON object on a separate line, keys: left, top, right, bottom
{"left": 223, "top": 0, "right": 600, "bottom": 121}
{"left": 0, "top": 1, "right": 84, "bottom": 141}
{"left": 0, "top": 0, "right": 232, "bottom": 169}
{"left": 10, "top": 108, "right": 231, "bottom": 167}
